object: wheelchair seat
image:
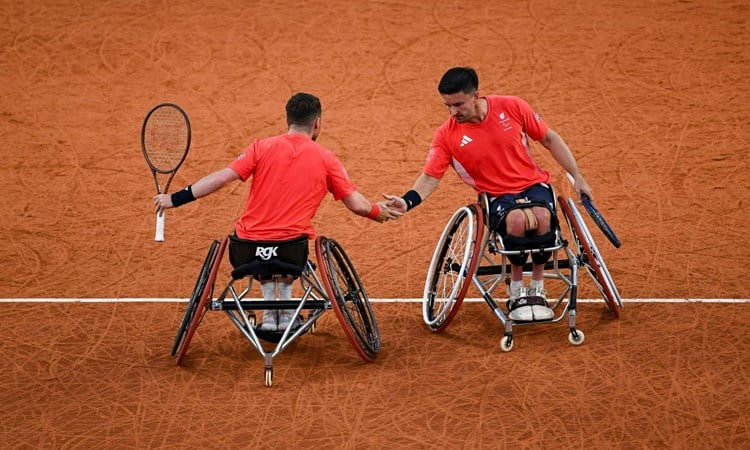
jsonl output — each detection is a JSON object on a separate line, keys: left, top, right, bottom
{"left": 231, "top": 260, "right": 304, "bottom": 280}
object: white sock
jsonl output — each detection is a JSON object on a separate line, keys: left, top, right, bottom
{"left": 277, "top": 282, "right": 293, "bottom": 300}
{"left": 530, "top": 279, "right": 544, "bottom": 290}
{"left": 260, "top": 281, "right": 276, "bottom": 300}
{"left": 510, "top": 280, "right": 525, "bottom": 291}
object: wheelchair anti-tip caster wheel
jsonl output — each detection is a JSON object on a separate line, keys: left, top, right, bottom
{"left": 264, "top": 367, "right": 273, "bottom": 387}
{"left": 568, "top": 329, "right": 585, "bottom": 346}
{"left": 500, "top": 334, "right": 513, "bottom": 352}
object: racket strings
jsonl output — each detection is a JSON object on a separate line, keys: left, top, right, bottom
{"left": 144, "top": 107, "right": 189, "bottom": 172}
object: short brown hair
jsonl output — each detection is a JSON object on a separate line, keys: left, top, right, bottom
{"left": 286, "top": 92, "right": 321, "bottom": 127}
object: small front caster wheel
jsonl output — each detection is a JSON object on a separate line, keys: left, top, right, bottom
{"left": 568, "top": 329, "right": 585, "bottom": 346}
{"left": 500, "top": 335, "right": 513, "bottom": 352}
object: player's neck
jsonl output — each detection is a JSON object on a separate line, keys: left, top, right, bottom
{"left": 466, "top": 97, "right": 488, "bottom": 124}
{"left": 287, "top": 128, "right": 313, "bottom": 139}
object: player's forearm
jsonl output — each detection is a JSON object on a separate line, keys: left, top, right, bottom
{"left": 384, "top": 172, "right": 440, "bottom": 213}
{"left": 542, "top": 129, "right": 582, "bottom": 179}
{"left": 342, "top": 191, "right": 373, "bottom": 216}
{"left": 541, "top": 129, "right": 594, "bottom": 198}
{"left": 191, "top": 168, "right": 239, "bottom": 198}
{"left": 411, "top": 173, "right": 440, "bottom": 201}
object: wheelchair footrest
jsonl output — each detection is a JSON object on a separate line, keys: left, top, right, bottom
{"left": 253, "top": 321, "right": 309, "bottom": 343}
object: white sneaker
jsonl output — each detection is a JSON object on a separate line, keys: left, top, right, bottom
{"left": 507, "top": 284, "right": 533, "bottom": 321}
{"left": 508, "top": 283, "right": 527, "bottom": 302}
{"left": 527, "top": 284, "right": 554, "bottom": 321}
{"left": 508, "top": 297, "right": 534, "bottom": 321}
{"left": 277, "top": 310, "right": 299, "bottom": 331}
{"left": 527, "top": 283, "right": 547, "bottom": 299}
{"left": 259, "top": 310, "right": 278, "bottom": 331}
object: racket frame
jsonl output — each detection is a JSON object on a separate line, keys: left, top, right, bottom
{"left": 141, "top": 102, "right": 191, "bottom": 242}
{"left": 565, "top": 173, "right": 621, "bottom": 248}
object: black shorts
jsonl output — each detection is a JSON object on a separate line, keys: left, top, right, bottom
{"left": 488, "top": 183, "right": 556, "bottom": 234}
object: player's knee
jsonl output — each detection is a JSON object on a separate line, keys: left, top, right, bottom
{"left": 533, "top": 207, "right": 551, "bottom": 232}
{"left": 504, "top": 210, "right": 526, "bottom": 235}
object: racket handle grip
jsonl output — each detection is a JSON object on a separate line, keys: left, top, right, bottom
{"left": 155, "top": 211, "right": 165, "bottom": 242}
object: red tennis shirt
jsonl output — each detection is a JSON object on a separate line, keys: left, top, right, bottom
{"left": 228, "top": 133, "right": 357, "bottom": 241}
{"left": 424, "top": 95, "right": 551, "bottom": 196}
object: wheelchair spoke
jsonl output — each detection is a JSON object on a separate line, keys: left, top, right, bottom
{"left": 330, "top": 253, "right": 377, "bottom": 350}
{"left": 172, "top": 240, "right": 218, "bottom": 356}
{"left": 317, "top": 237, "right": 381, "bottom": 361}
{"left": 422, "top": 204, "right": 484, "bottom": 332}
{"left": 560, "top": 197, "right": 621, "bottom": 318}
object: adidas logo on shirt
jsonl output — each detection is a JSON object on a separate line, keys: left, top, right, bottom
{"left": 460, "top": 135, "right": 473, "bottom": 147}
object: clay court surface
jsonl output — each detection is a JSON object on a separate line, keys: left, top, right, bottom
{"left": 1, "top": 0, "right": 748, "bottom": 448}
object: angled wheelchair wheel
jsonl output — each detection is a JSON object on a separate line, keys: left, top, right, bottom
{"left": 422, "top": 203, "right": 484, "bottom": 333}
{"left": 559, "top": 197, "right": 622, "bottom": 318}
{"left": 171, "top": 239, "right": 219, "bottom": 356}
{"left": 175, "top": 236, "right": 227, "bottom": 364}
{"left": 316, "top": 237, "right": 380, "bottom": 362}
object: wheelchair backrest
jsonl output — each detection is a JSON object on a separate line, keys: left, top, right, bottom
{"left": 228, "top": 234, "right": 309, "bottom": 279}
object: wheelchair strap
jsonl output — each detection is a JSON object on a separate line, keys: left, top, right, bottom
{"left": 231, "top": 259, "right": 304, "bottom": 280}
{"left": 521, "top": 208, "right": 538, "bottom": 231}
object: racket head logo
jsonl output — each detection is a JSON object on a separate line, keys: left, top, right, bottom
{"left": 147, "top": 121, "right": 184, "bottom": 156}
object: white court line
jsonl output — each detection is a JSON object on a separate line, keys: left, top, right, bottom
{"left": 377, "top": 298, "right": 750, "bottom": 304}
{"left": 0, "top": 298, "right": 748, "bottom": 303}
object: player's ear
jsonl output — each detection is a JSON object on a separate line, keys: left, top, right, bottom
{"left": 310, "top": 116, "right": 322, "bottom": 141}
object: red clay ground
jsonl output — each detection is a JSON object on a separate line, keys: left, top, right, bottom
{"left": 1, "top": 0, "right": 748, "bottom": 448}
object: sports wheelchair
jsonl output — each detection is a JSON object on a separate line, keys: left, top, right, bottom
{"left": 422, "top": 188, "right": 621, "bottom": 351}
{"left": 171, "top": 235, "right": 380, "bottom": 387}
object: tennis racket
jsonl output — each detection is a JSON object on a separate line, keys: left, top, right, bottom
{"left": 141, "top": 103, "right": 191, "bottom": 242}
{"left": 580, "top": 195, "right": 621, "bottom": 248}
{"left": 566, "top": 173, "right": 621, "bottom": 248}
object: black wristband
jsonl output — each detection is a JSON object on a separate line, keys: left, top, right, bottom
{"left": 402, "top": 190, "right": 422, "bottom": 211}
{"left": 171, "top": 185, "right": 196, "bottom": 207}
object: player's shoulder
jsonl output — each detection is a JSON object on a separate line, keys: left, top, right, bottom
{"left": 306, "top": 140, "right": 340, "bottom": 165}
{"left": 251, "top": 134, "right": 283, "bottom": 150}
{"left": 489, "top": 95, "right": 537, "bottom": 119}
{"left": 434, "top": 117, "right": 456, "bottom": 143}
{"left": 487, "top": 94, "right": 526, "bottom": 107}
